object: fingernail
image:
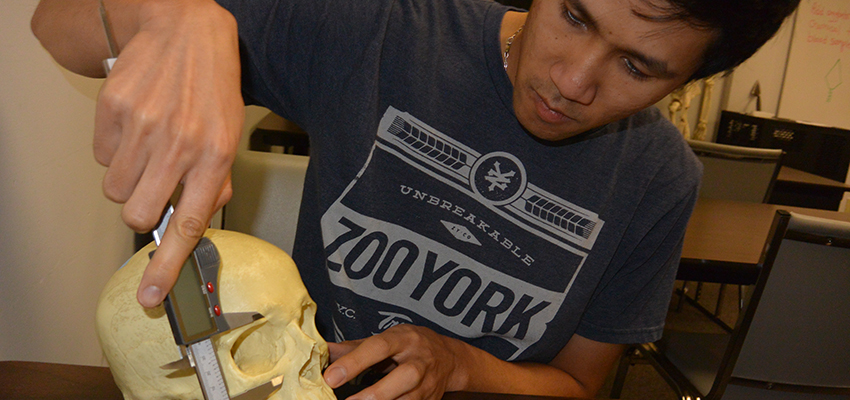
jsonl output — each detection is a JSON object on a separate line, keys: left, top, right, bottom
{"left": 139, "top": 285, "right": 162, "bottom": 308}
{"left": 324, "top": 366, "right": 346, "bottom": 388}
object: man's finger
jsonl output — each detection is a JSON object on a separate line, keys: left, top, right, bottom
{"left": 93, "top": 88, "right": 123, "bottom": 167}
{"left": 136, "top": 234, "right": 189, "bottom": 308}
{"left": 121, "top": 158, "right": 182, "bottom": 233}
{"left": 213, "top": 175, "right": 233, "bottom": 212}
{"left": 324, "top": 334, "right": 402, "bottom": 388}
{"left": 100, "top": 125, "right": 151, "bottom": 208}
{"left": 135, "top": 172, "right": 225, "bottom": 307}
{"left": 136, "top": 210, "right": 210, "bottom": 307}
{"left": 360, "top": 363, "right": 423, "bottom": 400}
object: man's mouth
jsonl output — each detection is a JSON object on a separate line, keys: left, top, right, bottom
{"left": 533, "top": 91, "right": 576, "bottom": 124}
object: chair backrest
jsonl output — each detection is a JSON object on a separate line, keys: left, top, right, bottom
{"left": 688, "top": 139, "right": 783, "bottom": 203}
{"left": 222, "top": 150, "right": 309, "bottom": 254}
{"left": 711, "top": 211, "right": 850, "bottom": 399}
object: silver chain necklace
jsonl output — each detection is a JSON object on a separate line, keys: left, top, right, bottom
{"left": 503, "top": 25, "right": 524, "bottom": 71}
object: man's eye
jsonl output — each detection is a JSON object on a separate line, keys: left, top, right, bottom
{"left": 623, "top": 58, "right": 651, "bottom": 81}
{"left": 561, "top": 4, "right": 587, "bottom": 28}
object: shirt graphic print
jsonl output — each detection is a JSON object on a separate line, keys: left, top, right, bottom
{"left": 320, "top": 107, "right": 605, "bottom": 360}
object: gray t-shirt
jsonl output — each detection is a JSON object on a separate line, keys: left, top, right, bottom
{"left": 218, "top": 0, "right": 701, "bottom": 363}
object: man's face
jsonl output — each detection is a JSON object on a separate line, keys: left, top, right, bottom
{"left": 510, "top": 0, "right": 715, "bottom": 141}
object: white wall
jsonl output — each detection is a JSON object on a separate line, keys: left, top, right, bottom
{"left": 0, "top": 1, "right": 134, "bottom": 366}
{"left": 0, "top": 1, "right": 272, "bottom": 366}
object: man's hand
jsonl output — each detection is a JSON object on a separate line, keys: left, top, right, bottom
{"left": 324, "top": 325, "right": 469, "bottom": 400}
{"left": 98, "top": 0, "right": 243, "bottom": 308}
{"left": 32, "top": 0, "right": 244, "bottom": 307}
{"left": 323, "top": 327, "right": 626, "bottom": 399}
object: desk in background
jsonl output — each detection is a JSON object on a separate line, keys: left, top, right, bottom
{"left": 771, "top": 166, "right": 850, "bottom": 211}
{"left": 717, "top": 111, "right": 850, "bottom": 210}
{"left": 676, "top": 198, "right": 850, "bottom": 328}
{"left": 679, "top": 198, "right": 850, "bottom": 284}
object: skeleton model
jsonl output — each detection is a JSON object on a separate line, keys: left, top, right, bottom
{"left": 667, "top": 76, "right": 717, "bottom": 141}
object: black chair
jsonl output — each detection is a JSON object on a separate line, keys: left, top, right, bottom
{"left": 688, "top": 139, "right": 783, "bottom": 203}
{"left": 223, "top": 148, "right": 308, "bottom": 255}
{"left": 612, "top": 210, "right": 850, "bottom": 399}
{"left": 679, "top": 140, "right": 784, "bottom": 318}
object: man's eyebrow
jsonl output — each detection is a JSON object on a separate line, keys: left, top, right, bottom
{"left": 627, "top": 50, "right": 675, "bottom": 78}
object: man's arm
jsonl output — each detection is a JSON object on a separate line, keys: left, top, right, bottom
{"left": 459, "top": 331, "right": 626, "bottom": 397}
{"left": 32, "top": 0, "right": 245, "bottom": 308}
{"left": 326, "top": 325, "right": 626, "bottom": 399}
{"left": 31, "top": 0, "right": 110, "bottom": 78}
{"left": 32, "top": 0, "right": 140, "bottom": 77}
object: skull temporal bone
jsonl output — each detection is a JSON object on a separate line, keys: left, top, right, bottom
{"left": 95, "top": 229, "right": 336, "bottom": 400}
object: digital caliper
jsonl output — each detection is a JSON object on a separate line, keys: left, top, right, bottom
{"left": 152, "top": 205, "right": 282, "bottom": 400}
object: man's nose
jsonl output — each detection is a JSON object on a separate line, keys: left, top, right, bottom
{"left": 550, "top": 54, "right": 601, "bottom": 106}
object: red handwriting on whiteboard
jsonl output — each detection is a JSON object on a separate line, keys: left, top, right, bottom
{"left": 806, "top": 2, "right": 850, "bottom": 52}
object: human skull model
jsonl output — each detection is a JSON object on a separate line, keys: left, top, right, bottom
{"left": 96, "top": 229, "right": 336, "bottom": 400}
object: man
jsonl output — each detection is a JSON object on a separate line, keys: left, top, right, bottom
{"left": 32, "top": 0, "right": 798, "bottom": 398}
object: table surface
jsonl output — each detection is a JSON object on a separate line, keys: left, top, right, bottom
{"left": 681, "top": 198, "right": 850, "bottom": 267}
{"left": 0, "top": 361, "right": 583, "bottom": 400}
{"left": 777, "top": 166, "right": 850, "bottom": 190}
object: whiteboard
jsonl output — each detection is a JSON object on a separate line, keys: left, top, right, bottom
{"left": 778, "top": 0, "right": 850, "bottom": 130}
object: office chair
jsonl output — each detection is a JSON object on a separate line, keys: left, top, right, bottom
{"left": 222, "top": 149, "right": 308, "bottom": 255}
{"left": 688, "top": 139, "right": 783, "bottom": 203}
{"left": 612, "top": 210, "right": 850, "bottom": 400}
{"left": 679, "top": 140, "right": 784, "bottom": 318}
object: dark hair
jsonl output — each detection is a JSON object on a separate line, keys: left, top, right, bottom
{"left": 645, "top": 0, "right": 800, "bottom": 82}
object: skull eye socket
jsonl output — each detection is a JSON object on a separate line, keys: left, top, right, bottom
{"left": 230, "top": 321, "right": 285, "bottom": 376}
